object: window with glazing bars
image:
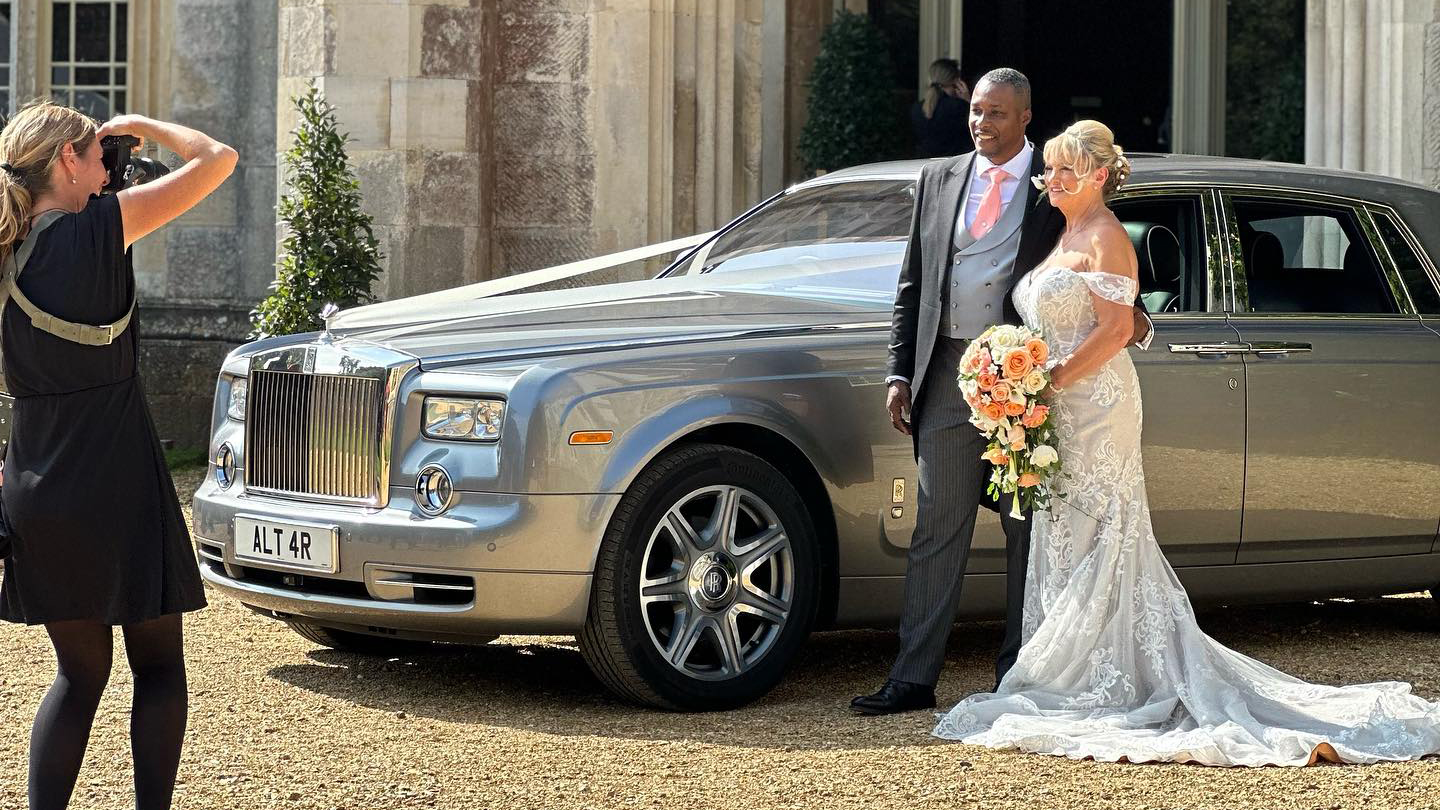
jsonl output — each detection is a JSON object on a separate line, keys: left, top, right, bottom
{"left": 1, "top": 2, "right": 13, "bottom": 115}
{"left": 51, "top": 0, "right": 128, "bottom": 120}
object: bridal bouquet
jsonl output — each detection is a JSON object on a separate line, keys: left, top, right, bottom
{"left": 957, "top": 325, "right": 1061, "bottom": 519}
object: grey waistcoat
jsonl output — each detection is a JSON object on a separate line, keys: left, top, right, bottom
{"left": 938, "top": 178, "right": 1029, "bottom": 339}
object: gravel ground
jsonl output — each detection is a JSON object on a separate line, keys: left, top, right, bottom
{"left": 2, "top": 467, "right": 1438, "bottom": 810}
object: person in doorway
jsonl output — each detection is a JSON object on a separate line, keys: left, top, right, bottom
{"left": 911, "top": 58, "right": 971, "bottom": 158}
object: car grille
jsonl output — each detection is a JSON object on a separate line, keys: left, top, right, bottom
{"left": 245, "top": 370, "right": 383, "bottom": 502}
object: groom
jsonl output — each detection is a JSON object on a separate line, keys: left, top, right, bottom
{"left": 851, "top": 68, "right": 1062, "bottom": 715}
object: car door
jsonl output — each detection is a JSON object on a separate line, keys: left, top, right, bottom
{"left": 946, "top": 187, "right": 1246, "bottom": 572}
{"left": 1104, "top": 187, "right": 1247, "bottom": 567}
{"left": 1222, "top": 190, "right": 1440, "bottom": 563}
{"left": 1367, "top": 206, "right": 1440, "bottom": 554}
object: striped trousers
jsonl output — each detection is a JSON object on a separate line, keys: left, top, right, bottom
{"left": 888, "top": 336, "right": 1032, "bottom": 688}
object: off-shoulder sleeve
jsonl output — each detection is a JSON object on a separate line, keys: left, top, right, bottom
{"left": 1079, "top": 271, "right": 1138, "bottom": 305}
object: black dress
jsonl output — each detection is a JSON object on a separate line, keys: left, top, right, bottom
{"left": 0, "top": 194, "right": 205, "bottom": 625}
{"left": 911, "top": 93, "right": 971, "bottom": 159}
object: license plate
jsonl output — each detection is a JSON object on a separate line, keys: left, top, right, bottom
{"left": 233, "top": 515, "right": 339, "bottom": 573}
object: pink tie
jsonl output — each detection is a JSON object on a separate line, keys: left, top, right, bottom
{"left": 970, "top": 167, "right": 1008, "bottom": 240}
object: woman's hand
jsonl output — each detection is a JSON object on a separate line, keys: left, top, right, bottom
{"left": 1048, "top": 364, "right": 1069, "bottom": 392}
{"left": 96, "top": 115, "right": 152, "bottom": 148}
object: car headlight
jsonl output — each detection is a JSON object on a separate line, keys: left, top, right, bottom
{"left": 422, "top": 397, "right": 504, "bottom": 441}
{"left": 226, "top": 377, "right": 248, "bottom": 422}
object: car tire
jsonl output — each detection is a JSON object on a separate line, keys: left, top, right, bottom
{"left": 580, "top": 443, "right": 819, "bottom": 710}
{"left": 285, "top": 620, "right": 471, "bottom": 656}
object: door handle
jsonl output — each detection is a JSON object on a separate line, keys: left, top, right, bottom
{"left": 1247, "top": 341, "right": 1313, "bottom": 358}
{"left": 1167, "top": 342, "right": 1245, "bottom": 357}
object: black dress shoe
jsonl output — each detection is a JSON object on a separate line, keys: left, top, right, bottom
{"left": 850, "top": 679, "right": 937, "bottom": 716}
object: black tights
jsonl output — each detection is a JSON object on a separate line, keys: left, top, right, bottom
{"left": 30, "top": 614, "right": 188, "bottom": 810}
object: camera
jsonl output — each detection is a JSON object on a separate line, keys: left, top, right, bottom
{"left": 100, "top": 134, "right": 170, "bottom": 194}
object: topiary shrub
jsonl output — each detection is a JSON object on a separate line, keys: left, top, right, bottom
{"left": 249, "top": 82, "right": 383, "bottom": 339}
{"left": 796, "top": 9, "right": 901, "bottom": 174}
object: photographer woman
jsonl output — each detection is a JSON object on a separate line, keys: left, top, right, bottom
{"left": 0, "top": 100, "right": 236, "bottom": 810}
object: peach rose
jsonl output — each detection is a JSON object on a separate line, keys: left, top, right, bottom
{"left": 1007, "top": 423, "right": 1026, "bottom": 450}
{"left": 1005, "top": 401, "right": 1026, "bottom": 417}
{"left": 982, "top": 447, "right": 1010, "bottom": 466}
{"left": 982, "top": 402, "right": 1006, "bottom": 422}
{"left": 977, "top": 371, "right": 998, "bottom": 391}
{"left": 1003, "top": 348, "right": 1034, "bottom": 380}
{"left": 989, "top": 382, "right": 1012, "bottom": 403}
{"left": 1025, "top": 338, "right": 1049, "bottom": 367}
{"left": 963, "top": 351, "right": 983, "bottom": 374}
{"left": 1018, "top": 472, "right": 1042, "bottom": 488}
{"left": 1021, "top": 404, "right": 1051, "bottom": 428}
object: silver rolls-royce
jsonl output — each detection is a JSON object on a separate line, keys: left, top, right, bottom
{"left": 192, "top": 155, "right": 1440, "bottom": 710}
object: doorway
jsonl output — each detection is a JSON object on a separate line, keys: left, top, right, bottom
{"left": 959, "top": 0, "right": 1173, "bottom": 151}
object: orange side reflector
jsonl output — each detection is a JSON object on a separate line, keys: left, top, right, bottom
{"left": 569, "top": 431, "right": 614, "bottom": 445}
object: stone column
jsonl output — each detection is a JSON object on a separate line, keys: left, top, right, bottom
{"left": 1171, "top": 0, "right": 1227, "bottom": 156}
{"left": 1306, "top": 0, "right": 1440, "bottom": 188}
{"left": 277, "top": 0, "right": 488, "bottom": 299}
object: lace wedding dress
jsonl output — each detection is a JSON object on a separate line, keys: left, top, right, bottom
{"left": 932, "top": 264, "right": 1440, "bottom": 766}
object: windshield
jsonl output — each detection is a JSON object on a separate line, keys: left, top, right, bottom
{"left": 669, "top": 179, "right": 916, "bottom": 277}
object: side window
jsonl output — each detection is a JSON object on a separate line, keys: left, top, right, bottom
{"left": 682, "top": 180, "right": 914, "bottom": 276}
{"left": 1372, "top": 211, "right": 1440, "bottom": 315}
{"left": 1109, "top": 195, "right": 1208, "bottom": 313}
{"left": 1230, "top": 198, "right": 1397, "bottom": 314}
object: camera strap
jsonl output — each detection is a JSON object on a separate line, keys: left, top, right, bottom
{"left": 0, "top": 210, "right": 135, "bottom": 347}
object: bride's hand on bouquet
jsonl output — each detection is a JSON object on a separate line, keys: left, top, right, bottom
{"left": 1047, "top": 364, "right": 1069, "bottom": 393}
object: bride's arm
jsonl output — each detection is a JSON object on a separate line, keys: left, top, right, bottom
{"left": 1050, "top": 228, "right": 1140, "bottom": 390}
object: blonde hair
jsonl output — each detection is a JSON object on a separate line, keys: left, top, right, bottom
{"left": 1042, "top": 119, "right": 1130, "bottom": 196}
{"left": 0, "top": 100, "right": 99, "bottom": 262}
{"left": 922, "top": 59, "right": 962, "bottom": 119}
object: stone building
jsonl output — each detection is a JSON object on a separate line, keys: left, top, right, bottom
{"left": 1, "top": 0, "right": 1438, "bottom": 447}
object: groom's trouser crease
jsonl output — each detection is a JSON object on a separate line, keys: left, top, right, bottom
{"left": 890, "top": 336, "right": 1031, "bottom": 688}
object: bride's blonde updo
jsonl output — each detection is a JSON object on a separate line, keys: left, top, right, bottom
{"left": 1042, "top": 119, "right": 1131, "bottom": 196}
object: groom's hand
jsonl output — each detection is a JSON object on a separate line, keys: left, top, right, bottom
{"left": 886, "top": 381, "right": 913, "bottom": 435}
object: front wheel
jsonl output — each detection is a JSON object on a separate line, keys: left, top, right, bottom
{"left": 580, "top": 444, "right": 820, "bottom": 710}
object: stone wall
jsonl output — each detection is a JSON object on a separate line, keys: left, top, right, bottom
{"left": 277, "top": 0, "right": 490, "bottom": 301}
{"left": 138, "top": 0, "right": 278, "bottom": 448}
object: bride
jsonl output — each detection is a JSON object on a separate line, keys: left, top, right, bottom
{"left": 932, "top": 120, "right": 1440, "bottom": 766}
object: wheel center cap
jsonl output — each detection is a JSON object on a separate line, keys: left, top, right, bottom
{"left": 689, "top": 552, "right": 738, "bottom": 608}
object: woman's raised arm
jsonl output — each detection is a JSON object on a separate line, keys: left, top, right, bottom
{"left": 97, "top": 115, "right": 238, "bottom": 249}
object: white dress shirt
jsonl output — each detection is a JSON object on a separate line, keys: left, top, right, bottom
{"left": 960, "top": 139, "right": 1034, "bottom": 232}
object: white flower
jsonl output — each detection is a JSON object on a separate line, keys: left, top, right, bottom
{"left": 1009, "top": 386, "right": 1027, "bottom": 405}
{"left": 1022, "top": 369, "right": 1047, "bottom": 395}
{"left": 990, "top": 326, "right": 1021, "bottom": 348}
{"left": 960, "top": 378, "right": 980, "bottom": 398}
{"left": 1031, "top": 445, "right": 1059, "bottom": 467}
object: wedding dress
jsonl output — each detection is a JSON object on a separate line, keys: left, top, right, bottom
{"left": 932, "top": 263, "right": 1440, "bottom": 766}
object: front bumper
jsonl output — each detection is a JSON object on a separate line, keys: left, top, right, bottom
{"left": 191, "top": 474, "right": 619, "bottom": 636}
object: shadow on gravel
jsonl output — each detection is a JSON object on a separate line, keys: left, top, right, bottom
{"left": 264, "top": 594, "right": 1437, "bottom": 751}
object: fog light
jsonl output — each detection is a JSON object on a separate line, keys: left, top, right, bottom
{"left": 214, "top": 443, "right": 236, "bottom": 489}
{"left": 414, "top": 464, "right": 454, "bottom": 515}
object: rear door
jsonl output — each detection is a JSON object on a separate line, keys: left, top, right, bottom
{"left": 1222, "top": 190, "right": 1440, "bottom": 562}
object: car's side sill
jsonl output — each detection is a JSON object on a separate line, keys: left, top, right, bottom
{"left": 828, "top": 552, "right": 1440, "bottom": 630}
